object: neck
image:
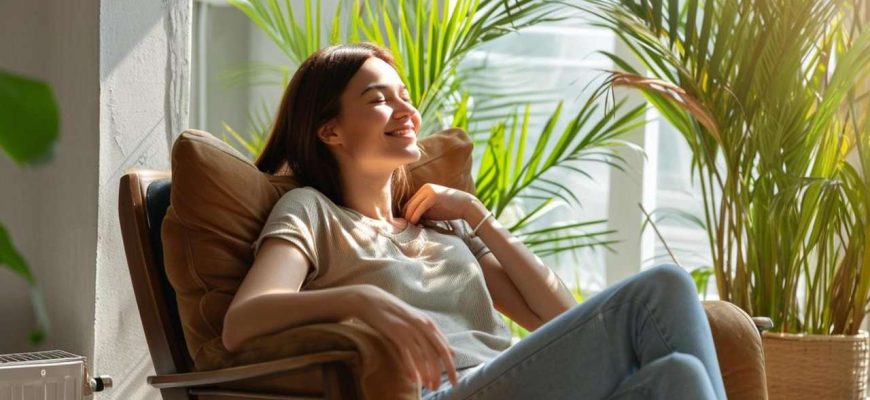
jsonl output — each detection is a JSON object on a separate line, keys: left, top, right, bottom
{"left": 339, "top": 169, "right": 403, "bottom": 225}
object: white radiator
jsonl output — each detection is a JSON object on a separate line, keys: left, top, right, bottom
{"left": 0, "top": 350, "right": 111, "bottom": 400}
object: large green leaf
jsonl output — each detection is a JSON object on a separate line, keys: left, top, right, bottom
{"left": 0, "top": 69, "right": 59, "bottom": 166}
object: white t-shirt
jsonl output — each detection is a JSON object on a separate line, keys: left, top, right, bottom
{"left": 250, "top": 186, "right": 513, "bottom": 369}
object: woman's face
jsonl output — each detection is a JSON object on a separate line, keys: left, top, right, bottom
{"left": 319, "top": 57, "right": 422, "bottom": 174}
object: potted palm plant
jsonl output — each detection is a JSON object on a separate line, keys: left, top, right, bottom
{"left": 582, "top": 0, "right": 870, "bottom": 398}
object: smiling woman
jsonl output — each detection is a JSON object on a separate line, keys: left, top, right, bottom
{"left": 254, "top": 43, "right": 424, "bottom": 213}
{"left": 222, "top": 42, "right": 728, "bottom": 400}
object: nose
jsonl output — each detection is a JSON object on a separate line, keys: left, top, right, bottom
{"left": 393, "top": 98, "right": 418, "bottom": 121}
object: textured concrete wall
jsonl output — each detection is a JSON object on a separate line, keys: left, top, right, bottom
{"left": 95, "top": 0, "right": 191, "bottom": 398}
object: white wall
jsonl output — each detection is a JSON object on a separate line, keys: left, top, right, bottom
{"left": 0, "top": 0, "right": 100, "bottom": 361}
{"left": 95, "top": 0, "right": 191, "bottom": 398}
{"left": 0, "top": 1, "right": 191, "bottom": 399}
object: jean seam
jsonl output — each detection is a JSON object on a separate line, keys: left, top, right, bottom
{"left": 597, "top": 299, "right": 677, "bottom": 356}
{"left": 634, "top": 300, "right": 677, "bottom": 355}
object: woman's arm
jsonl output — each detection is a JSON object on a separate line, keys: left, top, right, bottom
{"left": 476, "top": 251, "right": 547, "bottom": 332}
{"left": 223, "top": 238, "right": 359, "bottom": 351}
{"left": 462, "top": 198, "right": 578, "bottom": 324}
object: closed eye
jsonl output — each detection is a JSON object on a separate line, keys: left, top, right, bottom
{"left": 372, "top": 97, "right": 413, "bottom": 104}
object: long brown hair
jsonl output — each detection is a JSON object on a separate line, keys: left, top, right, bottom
{"left": 255, "top": 42, "right": 423, "bottom": 215}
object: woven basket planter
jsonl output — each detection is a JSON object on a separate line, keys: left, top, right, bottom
{"left": 762, "top": 330, "right": 869, "bottom": 400}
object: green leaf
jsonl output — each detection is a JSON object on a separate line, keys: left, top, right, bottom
{"left": 690, "top": 266, "right": 714, "bottom": 299}
{"left": 582, "top": 0, "right": 870, "bottom": 334}
{"left": 0, "top": 69, "right": 59, "bottom": 166}
{"left": 0, "top": 222, "right": 35, "bottom": 285}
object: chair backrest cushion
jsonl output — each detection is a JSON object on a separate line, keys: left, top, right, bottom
{"left": 161, "top": 128, "right": 475, "bottom": 369}
{"left": 143, "top": 178, "right": 193, "bottom": 370}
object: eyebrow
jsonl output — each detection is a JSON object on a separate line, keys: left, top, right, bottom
{"left": 360, "top": 83, "right": 408, "bottom": 97}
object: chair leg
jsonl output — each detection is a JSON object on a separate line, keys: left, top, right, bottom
{"left": 321, "top": 362, "right": 359, "bottom": 400}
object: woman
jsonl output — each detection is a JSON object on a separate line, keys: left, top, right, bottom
{"left": 222, "top": 42, "right": 726, "bottom": 400}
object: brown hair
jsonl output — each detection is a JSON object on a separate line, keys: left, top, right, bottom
{"left": 255, "top": 42, "right": 424, "bottom": 216}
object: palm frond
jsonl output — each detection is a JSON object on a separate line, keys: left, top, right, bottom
{"left": 582, "top": 0, "right": 870, "bottom": 334}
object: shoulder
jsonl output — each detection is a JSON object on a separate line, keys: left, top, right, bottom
{"left": 269, "top": 186, "right": 336, "bottom": 219}
{"left": 274, "top": 186, "right": 333, "bottom": 209}
{"left": 279, "top": 186, "right": 325, "bottom": 202}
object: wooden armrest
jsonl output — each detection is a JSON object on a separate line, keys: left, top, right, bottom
{"left": 147, "top": 350, "right": 358, "bottom": 389}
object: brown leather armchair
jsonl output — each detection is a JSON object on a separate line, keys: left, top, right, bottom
{"left": 118, "top": 129, "right": 771, "bottom": 399}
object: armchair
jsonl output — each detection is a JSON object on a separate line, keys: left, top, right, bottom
{"left": 118, "top": 129, "right": 771, "bottom": 399}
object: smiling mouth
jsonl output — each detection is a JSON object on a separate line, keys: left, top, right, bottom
{"left": 385, "top": 127, "right": 416, "bottom": 138}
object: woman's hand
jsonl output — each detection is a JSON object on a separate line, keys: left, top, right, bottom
{"left": 402, "top": 183, "right": 477, "bottom": 224}
{"left": 351, "top": 284, "right": 459, "bottom": 391}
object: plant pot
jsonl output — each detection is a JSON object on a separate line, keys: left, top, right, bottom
{"left": 762, "top": 330, "right": 869, "bottom": 400}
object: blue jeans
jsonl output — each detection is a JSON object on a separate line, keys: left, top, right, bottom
{"left": 420, "top": 264, "right": 726, "bottom": 400}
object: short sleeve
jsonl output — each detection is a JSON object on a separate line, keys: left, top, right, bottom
{"left": 250, "top": 188, "right": 322, "bottom": 283}
{"left": 456, "top": 218, "right": 492, "bottom": 260}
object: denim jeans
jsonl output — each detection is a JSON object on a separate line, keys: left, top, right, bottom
{"left": 419, "top": 264, "right": 726, "bottom": 400}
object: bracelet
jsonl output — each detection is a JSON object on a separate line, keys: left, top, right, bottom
{"left": 471, "top": 210, "right": 494, "bottom": 236}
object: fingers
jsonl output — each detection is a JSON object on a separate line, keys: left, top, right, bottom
{"left": 408, "top": 330, "right": 440, "bottom": 391}
{"left": 387, "top": 332, "right": 419, "bottom": 383}
{"left": 402, "top": 191, "right": 426, "bottom": 221}
{"left": 378, "top": 318, "right": 424, "bottom": 385}
{"left": 408, "top": 196, "right": 434, "bottom": 224}
{"left": 369, "top": 299, "right": 458, "bottom": 391}
{"left": 389, "top": 326, "right": 438, "bottom": 390}
{"left": 413, "top": 318, "right": 458, "bottom": 391}
{"left": 424, "top": 321, "right": 458, "bottom": 387}
{"left": 402, "top": 184, "right": 427, "bottom": 212}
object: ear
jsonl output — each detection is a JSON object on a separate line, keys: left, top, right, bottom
{"left": 317, "top": 120, "right": 343, "bottom": 146}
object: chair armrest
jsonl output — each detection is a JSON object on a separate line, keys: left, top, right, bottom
{"left": 147, "top": 350, "right": 357, "bottom": 389}
{"left": 702, "top": 300, "right": 768, "bottom": 400}
{"left": 193, "top": 321, "right": 420, "bottom": 399}
{"left": 752, "top": 316, "right": 774, "bottom": 332}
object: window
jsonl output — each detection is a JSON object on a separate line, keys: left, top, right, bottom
{"left": 459, "top": 18, "right": 618, "bottom": 296}
{"left": 191, "top": 0, "right": 707, "bottom": 298}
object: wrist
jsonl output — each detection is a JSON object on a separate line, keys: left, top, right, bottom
{"left": 343, "top": 285, "right": 374, "bottom": 320}
{"left": 462, "top": 197, "right": 488, "bottom": 227}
